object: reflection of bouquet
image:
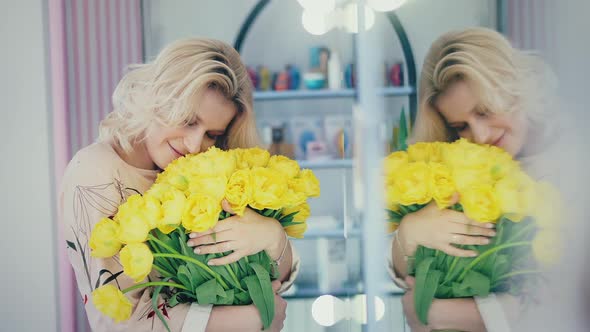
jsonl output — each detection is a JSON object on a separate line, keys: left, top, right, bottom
{"left": 89, "top": 147, "right": 320, "bottom": 330}
{"left": 385, "top": 139, "right": 561, "bottom": 325}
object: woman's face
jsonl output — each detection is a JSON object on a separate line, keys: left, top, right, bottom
{"left": 435, "top": 81, "right": 528, "bottom": 157}
{"left": 144, "top": 89, "right": 237, "bottom": 170}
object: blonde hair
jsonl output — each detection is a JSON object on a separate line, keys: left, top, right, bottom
{"left": 99, "top": 38, "right": 259, "bottom": 152}
{"left": 410, "top": 27, "right": 557, "bottom": 144}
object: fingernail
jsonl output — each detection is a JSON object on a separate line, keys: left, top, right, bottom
{"left": 189, "top": 233, "right": 197, "bottom": 239}
{"left": 194, "top": 248, "right": 200, "bottom": 254}
{"left": 187, "top": 241, "right": 192, "bottom": 246}
{"left": 483, "top": 239, "right": 490, "bottom": 244}
{"left": 487, "top": 224, "right": 495, "bottom": 228}
{"left": 208, "top": 261, "right": 216, "bottom": 266}
{"left": 490, "top": 231, "right": 497, "bottom": 236}
{"left": 471, "top": 252, "right": 478, "bottom": 257}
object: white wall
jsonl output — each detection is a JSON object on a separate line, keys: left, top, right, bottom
{"left": 0, "top": 1, "right": 58, "bottom": 332}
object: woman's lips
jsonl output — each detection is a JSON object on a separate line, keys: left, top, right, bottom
{"left": 492, "top": 133, "right": 505, "bottom": 146}
{"left": 168, "top": 143, "right": 183, "bottom": 157}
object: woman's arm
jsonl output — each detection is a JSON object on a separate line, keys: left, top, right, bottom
{"left": 187, "top": 200, "right": 299, "bottom": 288}
{"left": 60, "top": 159, "right": 199, "bottom": 332}
{"left": 206, "top": 282, "right": 287, "bottom": 332}
{"left": 402, "top": 289, "right": 486, "bottom": 332}
{"left": 429, "top": 298, "right": 487, "bottom": 332}
{"left": 390, "top": 196, "right": 495, "bottom": 281}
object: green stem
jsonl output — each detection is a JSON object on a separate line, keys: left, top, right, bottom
{"left": 122, "top": 281, "right": 189, "bottom": 294}
{"left": 494, "top": 269, "right": 542, "bottom": 283}
{"left": 148, "top": 234, "right": 181, "bottom": 256}
{"left": 148, "top": 238, "right": 177, "bottom": 273}
{"left": 443, "top": 256, "right": 460, "bottom": 284}
{"left": 153, "top": 253, "right": 229, "bottom": 290}
{"left": 505, "top": 222, "right": 535, "bottom": 243}
{"left": 152, "top": 264, "right": 175, "bottom": 278}
{"left": 224, "top": 262, "right": 244, "bottom": 291}
{"left": 458, "top": 241, "right": 530, "bottom": 281}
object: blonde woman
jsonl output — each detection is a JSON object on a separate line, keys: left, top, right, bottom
{"left": 388, "top": 27, "right": 564, "bottom": 331}
{"left": 60, "top": 38, "right": 298, "bottom": 332}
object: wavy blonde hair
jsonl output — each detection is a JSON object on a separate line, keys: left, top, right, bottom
{"left": 99, "top": 38, "right": 259, "bottom": 152}
{"left": 410, "top": 27, "right": 557, "bottom": 145}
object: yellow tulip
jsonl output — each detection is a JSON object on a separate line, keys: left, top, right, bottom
{"left": 494, "top": 171, "right": 535, "bottom": 222}
{"left": 89, "top": 218, "right": 122, "bottom": 258}
{"left": 158, "top": 188, "right": 186, "bottom": 234}
{"left": 284, "top": 222, "right": 307, "bottom": 239}
{"left": 243, "top": 147, "right": 271, "bottom": 168}
{"left": 92, "top": 285, "right": 133, "bottom": 322}
{"left": 430, "top": 162, "right": 456, "bottom": 209}
{"left": 182, "top": 193, "right": 221, "bottom": 232}
{"left": 120, "top": 243, "right": 154, "bottom": 283}
{"left": 250, "top": 167, "right": 288, "bottom": 210}
{"left": 452, "top": 167, "right": 493, "bottom": 192}
{"left": 225, "top": 169, "right": 254, "bottom": 216}
{"left": 460, "top": 184, "right": 501, "bottom": 222}
{"left": 390, "top": 162, "right": 433, "bottom": 206}
{"left": 195, "top": 146, "right": 236, "bottom": 177}
{"left": 268, "top": 155, "right": 300, "bottom": 179}
{"left": 188, "top": 175, "right": 228, "bottom": 202}
{"left": 407, "top": 142, "right": 446, "bottom": 163}
{"left": 443, "top": 138, "right": 490, "bottom": 171}
{"left": 297, "top": 169, "right": 321, "bottom": 197}
{"left": 383, "top": 151, "right": 409, "bottom": 183}
{"left": 142, "top": 194, "right": 162, "bottom": 229}
{"left": 116, "top": 194, "right": 159, "bottom": 231}
{"left": 387, "top": 222, "right": 399, "bottom": 233}
{"left": 117, "top": 213, "right": 150, "bottom": 244}
{"left": 282, "top": 202, "right": 310, "bottom": 222}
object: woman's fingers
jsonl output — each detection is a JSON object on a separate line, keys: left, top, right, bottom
{"left": 440, "top": 244, "right": 478, "bottom": 257}
{"left": 448, "top": 221, "right": 497, "bottom": 237}
{"left": 188, "top": 219, "right": 235, "bottom": 239}
{"left": 448, "top": 233, "right": 490, "bottom": 246}
{"left": 187, "top": 229, "right": 233, "bottom": 247}
{"left": 445, "top": 210, "right": 495, "bottom": 228}
{"left": 194, "top": 240, "right": 236, "bottom": 255}
{"left": 207, "top": 250, "right": 245, "bottom": 266}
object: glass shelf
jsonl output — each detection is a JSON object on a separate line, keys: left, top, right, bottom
{"left": 297, "top": 159, "right": 353, "bottom": 169}
{"left": 253, "top": 86, "right": 415, "bottom": 101}
{"left": 283, "top": 286, "right": 405, "bottom": 299}
{"left": 295, "top": 227, "right": 362, "bottom": 239}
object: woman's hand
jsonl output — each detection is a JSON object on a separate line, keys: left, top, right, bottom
{"left": 187, "top": 200, "right": 287, "bottom": 266}
{"left": 397, "top": 194, "right": 496, "bottom": 258}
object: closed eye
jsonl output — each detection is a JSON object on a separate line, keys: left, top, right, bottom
{"left": 451, "top": 123, "right": 468, "bottom": 132}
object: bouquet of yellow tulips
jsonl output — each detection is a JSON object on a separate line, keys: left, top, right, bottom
{"left": 89, "top": 147, "right": 320, "bottom": 330}
{"left": 385, "top": 139, "right": 562, "bottom": 325}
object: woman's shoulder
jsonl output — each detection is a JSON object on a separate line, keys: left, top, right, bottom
{"left": 62, "top": 142, "right": 123, "bottom": 187}
{"left": 71, "top": 141, "right": 119, "bottom": 163}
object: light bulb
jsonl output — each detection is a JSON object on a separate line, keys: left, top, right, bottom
{"left": 302, "top": 10, "right": 334, "bottom": 35}
{"left": 351, "top": 294, "right": 386, "bottom": 324}
{"left": 312, "top": 295, "right": 346, "bottom": 326}
{"left": 341, "top": 3, "right": 376, "bottom": 34}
